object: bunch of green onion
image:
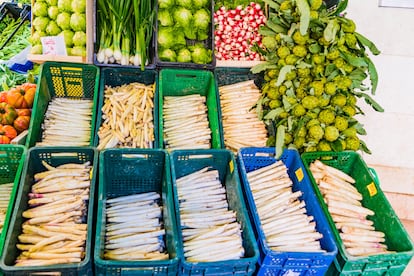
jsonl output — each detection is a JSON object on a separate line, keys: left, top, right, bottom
{"left": 96, "top": 0, "right": 155, "bottom": 69}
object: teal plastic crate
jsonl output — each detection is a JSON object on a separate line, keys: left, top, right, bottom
{"left": 0, "top": 147, "right": 98, "bottom": 275}
{"left": 94, "top": 67, "right": 159, "bottom": 149}
{"left": 301, "top": 151, "right": 414, "bottom": 275}
{"left": 94, "top": 148, "right": 180, "bottom": 275}
{"left": 25, "top": 62, "right": 100, "bottom": 148}
{"left": 158, "top": 69, "right": 222, "bottom": 150}
{"left": 237, "top": 147, "right": 338, "bottom": 276}
{"left": 0, "top": 145, "right": 26, "bottom": 258}
{"left": 169, "top": 149, "right": 259, "bottom": 275}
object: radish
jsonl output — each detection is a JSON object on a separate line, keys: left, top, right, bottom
{"left": 214, "top": 2, "right": 266, "bottom": 61}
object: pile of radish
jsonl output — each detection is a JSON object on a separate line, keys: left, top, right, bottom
{"left": 219, "top": 80, "right": 267, "bottom": 152}
{"left": 163, "top": 95, "right": 211, "bottom": 150}
{"left": 176, "top": 168, "right": 244, "bottom": 262}
{"left": 104, "top": 192, "right": 168, "bottom": 261}
{"left": 15, "top": 161, "right": 92, "bottom": 266}
{"left": 246, "top": 161, "right": 324, "bottom": 252}
{"left": 214, "top": 3, "right": 266, "bottom": 61}
{"left": 38, "top": 98, "right": 93, "bottom": 147}
{"left": 309, "top": 160, "right": 391, "bottom": 256}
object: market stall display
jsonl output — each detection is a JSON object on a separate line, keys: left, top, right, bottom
{"left": 0, "top": 147, "right": 97, "bottom": 275}
{"left": 237, "top": 147, "right": 337, "bottom": 275}
{"left": 169, "top": 149, "right": 259, "bottom": 275}
{"left": 94, "top": 148, "right": 179, "bottom": 275}
{"left": 302, "top": 151, "right": 414, "bottom": 275}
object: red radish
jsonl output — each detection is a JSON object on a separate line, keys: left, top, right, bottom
{"left": 214, "top": 2, "right": 266, "bottom": 61}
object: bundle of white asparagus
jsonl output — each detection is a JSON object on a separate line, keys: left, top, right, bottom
{"left": 0, "top": 183, "right": 13, "bottom": 234}
{"left": 98, "top": 82, "right": 155, "bottom": 150}
{"left": 37, "top": 98, "right": 93, "bottom": 147}
{"left": 15, "top": 161, "right": 92, "bottom": 266}
{"left": 246, "top": 161, "right": 325, "bottom": 252}
{"left": 176, "top": 168, "right": 244, "bottom": 262}
{"left": 163, "top": 95, "right": 211, "bottom": 150}
{"left": 104, "top": 192, "right": 169, "bottom": 261}
{"left": 309, "top": 160, "right": 393, "bottom": 256}
{"left": 219, "top": 80, "right": 267, "bottom": 152}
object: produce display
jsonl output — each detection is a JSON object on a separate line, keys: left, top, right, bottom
{"left": 15, "top": 160, "right": 91, "bottom": 266}
{"left": 104, "top": 192, "right": 168, "bottom": 261}
{"left": 0, "top": 183, "right": 13, "bottom": 235}
{"left": 0, "top": 64, "right": 30, "bottom": 88}
{"left": 0, "top": 14, "right": 30, "bottom": 61}
{"left": 163, "top": 95, "right": 211, "bottom": 150}
{"left": 252, "top": 0, "right": 382, "bottom": 156}
{"left": 95, "top": 0, "right": 154, "bottom": 68}
{"left": 156, "top": 0, "right": 213, "bottom": 64}
{"left": 309, "top": 160, "right": 391, "bottom": 256}
{"left": 214, "top": 2, "right": 266, "bottom": 61}
{"left": 0, "top": 82, "right": 36, "bottom": 144}
{"left": 30, "top": 0, "right": 87, "bottom": 56}
{"left": 246, "top": 160, "right": 324, "bottom": 252}
{"left": 38, "top": 98, "right": 92, "bottom": 146}
{"left": 176, "top": 168, "right": 244, "bottom": 262}
{"left": 97, "top": 82, "right": 155, "bottom": 150}
{"left": 219, "top": 80, "right": 267, "bottom": 152}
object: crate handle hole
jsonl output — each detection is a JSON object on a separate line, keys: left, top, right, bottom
{"left": 121, "top": 154, "right": 148, "bottom": 159}
{"left": 50, "top": 152, "right": 78, "bottom": 158}
{"left": 188, "top": 154, "right": 213, "bottom": 159}
{"left": 176, "top": 74, "right": 197, "bottom": 79}
{"left": 254, "top": 152, "right": 274, "bottom": 158}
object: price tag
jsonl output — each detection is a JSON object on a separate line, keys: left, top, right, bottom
{"left": 367, "top": 182, "right": 377, "bottom": 197}
{"left": 295, "top": 167, "right": 304, "bottom": 182}
{"left": 41, "top": 36, "right": 67, "bottom": 56}
{"left": 229, "top": 160, "right": 234, "bottom": 174}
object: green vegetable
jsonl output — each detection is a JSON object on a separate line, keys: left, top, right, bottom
{"left": 190, "top": 43, "right": 212, "bottom": 64}
{"left": 48, "top": 6, "right": 60, "bottom": 20}
{"left": 73, "top": 31, "right": 87, "bottom": 46}
{"left": 56, "top": 12, "right": 71, "bottom": 30}
{"left": 159, "top": 48, "right": 176, "bottom": 62}
{"left": 157, "top": 27, "right": 176, "bottom": 49}
{"left": 173, "top": 7, "right": 193, "bottom": 27}
{"left": 46, "top": 20, "right": 62, "bottom": 36}
{"left": 193, "top": 9, "right": 210, "bottom": 29}
{"left": 71, "top": 46, "right": 86, "bottom": 56}
{"left": 159, "top": 0, "right": 175, "bottom": 9}
{"left": 252, "top": 0, "right": 382, "bottom": 154}
{"left": 70, "top": 13, "right": 86, "bottom": 32}
{"left": 33, "top": 17, "right": 50, "bottom": 32}
{"left": 60, "top": 30, "right": 75, "bottom": 47}
{"left": 58, "top": 0, "right": 72, "bottom": 12}
{"left": 177, "top": 48, "right": 192, "bottom": 62}
{"left": 46, "top": 0, "right": 58, "bottom": 6}
{"left": 158, "top": 9, "right": 174, "bottom": 26}
{"left": 33, "top": 2, "right": 49, "bottom": 17}
{"left": 176, "top": 0, "right": 192, "bottom": 8}
{"left": 72, "top": 0, "right": 86, "bottom": 13}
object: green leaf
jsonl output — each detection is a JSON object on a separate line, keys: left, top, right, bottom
{"left": 258, "top": 26, "right": 277, "bottom": 36}
{"left": 324, "top": 19, "right": 339, "bottom": 43}
{"left": 282, "top": 95, "right": 293, "bottom": 111}
{"left": 266, "top": 20, "right": 287, "bottom": 34}
{"left": 329, "top": 0, "right": 348, "bottom": 16}
{"left": 275, "top": 125, "right": 286, "bottom": 159}
{"left": 353, "top": 91, "right": 384, "bottom": 112}
{"left": 341, "top": 51, "right": 368, "bottom": 67}
{"left": 296, "top": 0, "right": 310, "bottom": 35}
{"left": 355, "top": 32, "right": 380, "bottom": 55}
{"left": 331, "top": 140, "right": 344, "bottom": 152}
{"left": 262, "top": 0, "right": 280, "bottom": 10}
{"left": 308, "top": 43, "right": 321, "bottom": 54}
{"left": 366, "top": 56, "right": 379, "bottom": 95}
{"left": 264, "top": 107, "right": 284, "bottom": 120}
{"left": 354, "top": 122, "right": 367, "bottom": 135}
{"left": 325, "top": 63, "right": 337, "bottom": 77}
{"left": 251, "top": 62, "right": 279, "bottom": 74}
{"left": 276, "top": 65, "right": 295, "bottom": 86}
{"left": 359, "top": 139, "right": 372, "bottom": 154}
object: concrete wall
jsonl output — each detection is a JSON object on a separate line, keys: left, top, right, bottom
{"left": 344, "top": 1, "right": 414, "bottom": 194}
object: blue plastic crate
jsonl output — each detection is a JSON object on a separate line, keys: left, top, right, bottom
{"left": 169, "top": 149, "right": 259, "bottom": 275}
{"left": 237, "top": 147, "right": 338, "bottom": 276}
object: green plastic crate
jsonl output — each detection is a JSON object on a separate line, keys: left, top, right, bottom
{"left": 169, "top": 149, "right": 259, "bottom": 275}
{"left": 0, "top": 147, "right": 98, "bottom": 275}
{"left": 94, "top": 67, "right": 159, "bottom": 149}
{"left": 301, "top": 151, "right": 414, "bottom": 275}
{"left": 158, "top": 69, "right": 222, "bottom": 150}
{"left": 25, "top": 62, "right": 100, "bottom": 148}
{"left": 0, "top": 145, "right": 26, "bottom": 258}
{"left": 94, "top": 148, "right": 180, "bottom": 275}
